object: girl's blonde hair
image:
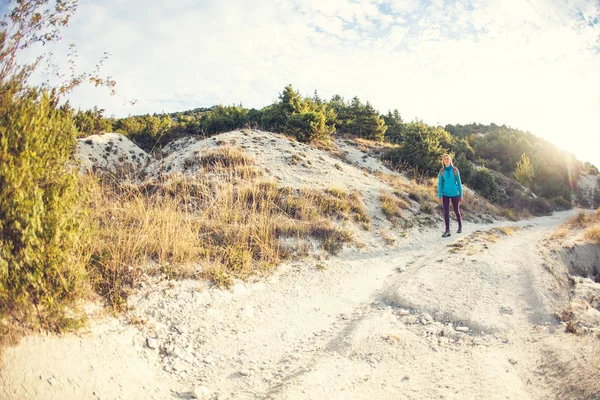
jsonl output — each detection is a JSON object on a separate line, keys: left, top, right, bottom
{"left": 442, "top": 154, "right": 453, "bottom": 167}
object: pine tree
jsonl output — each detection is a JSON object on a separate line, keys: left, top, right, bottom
{"left": 514, "top": 153, "right": 534, "bottom": 188}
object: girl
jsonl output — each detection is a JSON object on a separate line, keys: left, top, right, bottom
{"left": 438, "top": 154, "right": 463, "bottom": 237}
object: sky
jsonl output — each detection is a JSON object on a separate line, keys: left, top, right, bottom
{"left": 16, "top": 0, "right": 600, "bottom": 167}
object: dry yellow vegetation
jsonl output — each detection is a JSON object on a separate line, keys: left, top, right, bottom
{"left": 86, "top": 147, "right": 369, "bottom": 307}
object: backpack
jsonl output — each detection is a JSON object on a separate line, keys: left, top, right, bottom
{"left": 440, "top": 167, "right": 458, "bottom": 185}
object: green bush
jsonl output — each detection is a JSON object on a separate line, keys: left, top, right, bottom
{"left": 551, "top": 196, "right": 572, "bottom": 211}
{"left": 0, "top": 83, "right": 89, "bottom": 328}
{"left": 509, "top": 190, "right": 530, "bottom": 211}
{"left": 73, "top": 106, "right": 113, "bottom": 137}
{"left": 453, "top": 153, "right": 474, "bottom": 184}
{"left": 263, "top": 85, "right": 336, "bottom": 143}
{"left": 529, "top": 197, "right": 553, "bottom": 216}
{"left": 381, "top": 121, "right": 448, "bottom": 176}
{"left": 285, "top": 111, "right": 330, "bottom": 143}
{"left": 383, "top": 109, "right": 403, "bottom": 143}
{"left": 470, "top": 168, "right": 499, "bottom": 202}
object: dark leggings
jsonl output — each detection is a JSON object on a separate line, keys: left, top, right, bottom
{"left": 443, "top": 195, "right": 462, "bottom": 231}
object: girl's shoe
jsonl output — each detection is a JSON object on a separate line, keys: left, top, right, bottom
{"left": 457, "top": 226, "right": 462, "bottom": 233}
{"left": 442, "top": 230, "right": 451, "bottom": 238}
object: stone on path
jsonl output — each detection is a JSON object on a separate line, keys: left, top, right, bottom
{"left": 146, "top": 337, "right": 159, "bottom": 349}
{"left": 192, "top": 385, "right": 210, "bottom": 399}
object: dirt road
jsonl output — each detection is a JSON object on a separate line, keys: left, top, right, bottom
{"left": 2, "top": 210, "right": 599, "bottom": 399}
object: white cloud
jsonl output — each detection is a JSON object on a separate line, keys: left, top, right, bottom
{"left": 387, "top": 0, "right": 420, "bottom": 15}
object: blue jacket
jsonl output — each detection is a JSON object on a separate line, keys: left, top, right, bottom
{"left": 438, "top": 165, "right": 463, "bottom": 198}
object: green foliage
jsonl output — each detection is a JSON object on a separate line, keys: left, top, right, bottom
{"left": 136, "top": 87, "right": 337, "bottom": 144}
{"left": 200, "top": 105, "right": 248, "bottom": 135}
{"left": 582, "top": 162, "right": 599, "bottom": 175}
{"left": 257, "top": 104, "right": 281, "bottom": 132}
{"left": 452, "top": 138, "right": 475, "bottom": 161}
{"left": 446, "top": 122, "right": 584, "bottom": 206}
{"left": 263, "top": 85, "right": 336, "bottom": 143}
{"left": 357, "top": 102, "right": 387, "bottom": 141}
{"left": 247, "top": 108, "right": 261, "bottom": 127}
{"left": 446, "top": 124, "right": 535, "bottom": 176}
{"left": 444, "top": 123, "right": 496, "bottom": 138}
{"left": 469, "top": 168, "right": 499, "bottom": 202}
{"left": 286, "top": 111, "right": 330, "bottom": 142}
{"left": 329, "top": 96, "right": 386, "bottom": 141}
{"left": 72, "top": 106, "right": 113, "bottom": 137}
{"left": 112, "top": 113, "right": 174, "bottom": 152}
{"left": 382, "top": 121, "right": 448, "bottom": 176}
{"left": 514, "top": 153, "right": 534, "bottom": 188}
{"left": 531, "top": 155, "right": 572, "bottom": 200}
{"left": 383, "top": 109, "right": 404, "bottom": 143}
{"left": 453, "top": 153, "right": 474, "bottom": 183}
{"left": 113, "top": 115, "right": 145, "bottom": 135}
{"left": 0, "top": 82, "right": 89, "bottom": 325}
{"left": 529, "top": 197, "right": 553, "bottom": 216}
{"left": 550, "top": 196, "right": 572, "bottom": 210}
{"left": 114, "top": 114, "right": 173, "bottom": 137}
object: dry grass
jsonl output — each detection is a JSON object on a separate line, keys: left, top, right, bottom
{"left": 561, "top": 209, "right": 600, "bottom": 244}
{"left": 380, "top": 190, "right": 405, "bottom": 225}
{"left": 376, "top": 174, "right": 444, "bottom": 227}
{"left": 458, "top": 193, "right": 502, "bottom": 220}
{"left": 313, "top": 187, "right": 371, "bottom": 227}
{"left": 550, "top": 227, "right": 570, "bottom": 240}
{"left": 491, "top": 226, "right": 519, "bottom": 236}
{"left": 183, "top": 146, "right": 260, "bottom": 180}
{"left": 583, "top": 225, "right": 600, "bottom": 244}
{"left": 346, "top": 137, "right": 396, "bottom": 157}
{"left": 85, "top": 148, "right": 368, "bottom": 306}
{"left": 380, "top": 230, "right": 396, "bottom": 246}
{"left": 447, "top": 227, "right": 521, "bottom": 255}
{"left": 566, "top": 210, "right": 600, "bottom": 229}
{"left": 377, "top": 174, "right": 438, "bottom": 205}
{"left": 550, "top": 208, "right": 600, "bottom": 244}
{"left": 86, "top": 175, "right": 205, "bottom": 308}
{"left": 481, "top": 227, "right": 521, "bottom": 243}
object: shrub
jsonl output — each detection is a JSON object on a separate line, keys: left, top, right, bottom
{"left": 73, "top": 106, "right": 113, "bottom": 136}
{"left": 565, "top": 210, "right": 599, "bottom": 229}
{"left": 551, "top": 196, "right": 572, "bottom": 211}
{"left": 381, "top": 122, "right": 447, "bottom": 176}
{"left": 408, "top": 192, "right": 421, "bottom": 203}
{"left": 499, "top": 208, "right": 516, "bottom": 220}
{"left": 420, "top": 203, "right": 434, "bottom": 214}
{"left": 453, "top": 153, "right": 474, "bottom": 184}
{"left": 261, "top": 85, "right": 336, "bottom": 143}
{"left": 509, "top": 190, "right": 530, "bottom": 211}
{"left": 380, "top": 191, "right": 403, "bottom": 223}
{"left": 469, "top": 168, "right": 499, "bottom": 202}
{"left": 285, "top": 111, "right": 330, "bottom": 143}
{"left": 566, "top": 211, "right": 590, "bottom": 228}
{"left": 0, "top": 84, "right": 90, "bottom": 328}
{"left": 529, "top": 197, "right": 553, "bottom": 216}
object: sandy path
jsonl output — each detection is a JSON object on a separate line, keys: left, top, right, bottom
{"left": 2, "top": 210, "right": 599, "bottom": 399}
